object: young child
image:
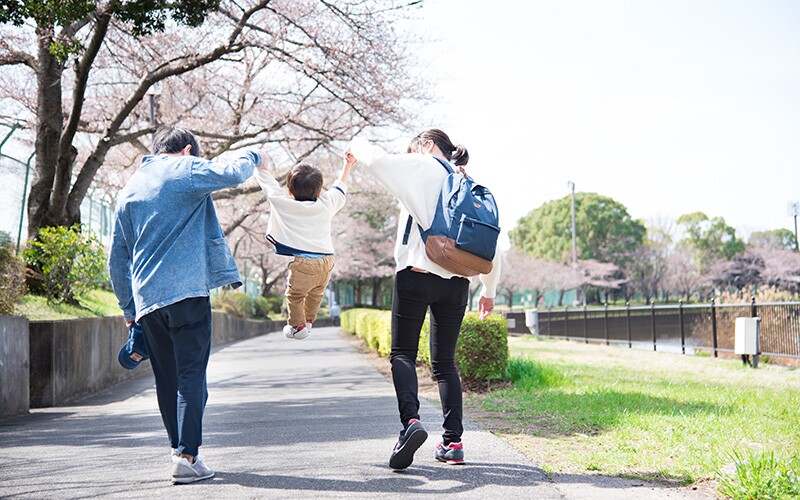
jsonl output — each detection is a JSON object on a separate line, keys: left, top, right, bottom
{"left": 255, "top": 153, "right": 355, "bottom": 339}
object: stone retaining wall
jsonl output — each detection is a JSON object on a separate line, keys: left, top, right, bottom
{"left": 0, "top": 313, "right": 337, "bottom": 415}
{"left": 0, "top": 315, "right": 29, "bottom": 419}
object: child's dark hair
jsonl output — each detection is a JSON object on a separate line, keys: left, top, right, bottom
{"left": 407, "top": 128, "right": 469, "bottom": 166}
{"left": 287, "top": 163, "right": 324, "bottom": 201}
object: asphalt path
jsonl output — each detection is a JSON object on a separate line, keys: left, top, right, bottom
{"left": 0, "top": 326, "right": 710, "bottom": 499}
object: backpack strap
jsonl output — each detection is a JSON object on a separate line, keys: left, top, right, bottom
{"left": 401, "top": 156, "right": 454, "bottom": 246}
{"left": 402, "top": 214, "right": 414, "bottom": 245}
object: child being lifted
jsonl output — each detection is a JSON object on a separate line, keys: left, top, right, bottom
{"left": 255, "top": 153, "right": 355, "bottom": 339}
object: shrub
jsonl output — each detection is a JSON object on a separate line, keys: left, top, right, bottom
{"left": 265, "top": 295, "right": 282, "bottom": 315}
{"left": 22, "top": 224, "right": 107, "bottom": 304}
{"left": 417, "top": 317, "right": 431, "bottom": 365}
{"left": 212, "top": 289, "right": 277, "bottom": 320}
{"left": 717, "top": 450, "right": 800, "bottom": 500}
{"left": 0, "top": 238, "right": 26, "bottom": 315}
{"left": 456, "top": 313, "right": 508, "bottom": 382}
{"left": 716, "top": 286, "right": 798, "bottom": 304}
{"left": 340, "top": 308, "right": 509, "bottom": 383}
{"left": 213, "top": 290, "right": 254, "bottom": 318}
{"left": 0, "top": 230, "right": 12, "bottom": 247}
{"left": 252, "top": 295, "right": 279, "bottom": 318}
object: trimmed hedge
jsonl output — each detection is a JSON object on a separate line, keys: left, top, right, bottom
{"left": 456, "top": 313, "right": 509, "bottom": 381}
{"left": 341, "top": 308, "right": 508, "bottom": 382}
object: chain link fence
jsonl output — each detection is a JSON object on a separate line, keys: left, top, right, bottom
{"left": 0, "top": 125, "right": 114, "bottom": 251}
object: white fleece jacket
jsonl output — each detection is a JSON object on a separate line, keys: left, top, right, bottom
{"left": 254, "top": 168, "right": 347, "bottom": 254}
{"left": 348, "top": 137, "right": 500, "bottom": 299}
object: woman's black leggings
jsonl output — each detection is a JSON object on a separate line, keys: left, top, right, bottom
{"left": 390, "top": 267, "right": 469, "bottom": 445}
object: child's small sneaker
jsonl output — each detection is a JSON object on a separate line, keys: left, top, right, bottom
{"left": 171, "top": 455, "right": 214, "bottom": 484}
{"left": 434, "top": 441, "right": 465, "bottom": 465}
{"left": 389, "top": 419, "right": 428, "bottom": 470}
{"left": 283, "top": 323, "right": 309, "bottom": 340}
{"left": 305, "top": 321, "right": 313, "bottom": 335}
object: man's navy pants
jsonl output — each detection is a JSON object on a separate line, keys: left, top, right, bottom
{"left": 140, "top": 296, "right": 211, "bottom": 457}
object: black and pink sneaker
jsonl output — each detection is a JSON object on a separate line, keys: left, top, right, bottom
{"left": 389, "top": 419, "right": 428, "bottom": 470}
{"left": 435, "top": 441, "right": 465, "bottom": 465}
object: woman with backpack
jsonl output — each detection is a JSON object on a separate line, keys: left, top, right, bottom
{"left": 346, "top": 129, "right": 501, "bottom": 469}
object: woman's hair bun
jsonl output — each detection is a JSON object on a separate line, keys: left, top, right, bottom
{"left": 451, "top": 145, "right": 469, "bottom": 166}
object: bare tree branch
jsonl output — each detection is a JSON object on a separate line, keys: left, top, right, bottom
{"left": 109, "top": 127, "right": 156, "bottom": 147}
{"left": 223, "top": 209, "right": 255, "bottom": 236}
{"left": 59, "top": 8, "right": 114, "bottom": 177}
{"left": 0, "top": 39, "right": 36, "bottom": 70}
{"left": 66, "top": 0, "right": 273, "bottom": 218}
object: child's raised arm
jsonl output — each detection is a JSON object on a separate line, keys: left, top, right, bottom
{"left": 339, "top": 152, "right": 357, "bottom": 185}
{"left": 253, "top": 151, "right": 287, "bottom": 201}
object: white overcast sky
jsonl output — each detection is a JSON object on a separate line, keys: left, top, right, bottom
{"left": 402, "top": 0, "right": 800, "bottom": 247}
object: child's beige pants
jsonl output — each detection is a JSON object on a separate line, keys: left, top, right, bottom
{"left": 285, "top": 255, "right": 335, "bottom": 327}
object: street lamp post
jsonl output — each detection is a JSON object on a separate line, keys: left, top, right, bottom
{"left": 789, "top": 201, "right": 800, "bottom": 251}
{"left": 146, "top": 84, "right": 161, "bottom": 141}
{"left": 567, "top": 180, "right": 577, "bottom": 268}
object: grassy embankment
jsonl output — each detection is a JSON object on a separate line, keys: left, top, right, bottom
{"left": 469, "top": 336, "right": 800, "bottom": 489}
{"left": 16, "top": 289, "right": 120, "bottom": 320}
{"left": 16, "top": 289, "right": 293, "bottom": 322}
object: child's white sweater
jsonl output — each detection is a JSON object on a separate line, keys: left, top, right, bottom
{"left": 348, "top": 138, "right": 500, "bottom": 298}
{"left": 254, "top": 169, "right": 347, "bottom": 254}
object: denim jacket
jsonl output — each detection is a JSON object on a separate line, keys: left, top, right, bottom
{"left": 109, "top": 151, "right": 260, "bottom": 322}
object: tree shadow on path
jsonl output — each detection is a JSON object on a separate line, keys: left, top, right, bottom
{"left": 215, "top": 462, "right": 549, "bottom": 495}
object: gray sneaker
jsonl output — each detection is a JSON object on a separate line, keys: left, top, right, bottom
{"left": 435, "top": 441, "right": 465, "bottom": 465}
{"left": 389, "top": 419, "right": 428, "bottom": 470}
{"left": 172, "top": 455, "right": 215, "bottom": 484}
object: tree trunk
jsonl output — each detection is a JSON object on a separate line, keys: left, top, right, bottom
{"left": 27, "top": 25, "right": 66, "bottom": 238}
{"left": 507, "top": 289, "right": 514, "bottom": 308}
{"left": 372, "top": 277, "right": 382, "bottom": 308}
{"left": 355, "top": 281, "right": 362, "bottom": 306}
{"left": 260, "top": 267, "right": 271, "bottom": 297}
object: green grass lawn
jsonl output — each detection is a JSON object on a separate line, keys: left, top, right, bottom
{"left": 470, "top": 336, "right": 800, "bottom": 486}
{"left": 16, "top": 289, "right": 120, "bottom": 320}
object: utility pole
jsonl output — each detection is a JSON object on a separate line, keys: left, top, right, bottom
{"left": 789, "top": 201, "right": 800, "bottom": 251}
{"left": 568, "top": 181, "right": 581, "bottom": 305}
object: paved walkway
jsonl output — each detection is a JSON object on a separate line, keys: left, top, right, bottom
{"left": 0, "top": 327, "right": 709, "bottom": 499}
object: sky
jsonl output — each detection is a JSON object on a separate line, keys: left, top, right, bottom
{"left": 403, "top": 0, "right": 800, "bottom": 248}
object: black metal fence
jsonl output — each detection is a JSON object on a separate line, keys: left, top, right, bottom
{"left": 527, "top": 300, "right": 800, "bottom": 359}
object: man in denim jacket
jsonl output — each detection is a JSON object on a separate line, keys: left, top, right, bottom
{"left": 109, "top": 127, "right": 263, "bottom": 484}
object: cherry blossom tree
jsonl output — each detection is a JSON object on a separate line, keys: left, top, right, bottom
{"left": 576, "top": 259, "right": 625, "bottom": 304}
{"left": 331, "top": 181, "right": 397, "bottom": 306}
{"left": 663, "top": 245, "right": 708, "bottom": 303}
{"left": 624, "top": 223, "right": 672, "bottom": 304}
{"left": 496, "top": 248, "right": 539, "bottom": 308}
{"left": 0, "top": 0, "right": 423, "bottom": 238}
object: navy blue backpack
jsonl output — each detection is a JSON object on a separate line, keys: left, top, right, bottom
{"left": 403, "top": 157, "right": 500, "bottom": 276}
